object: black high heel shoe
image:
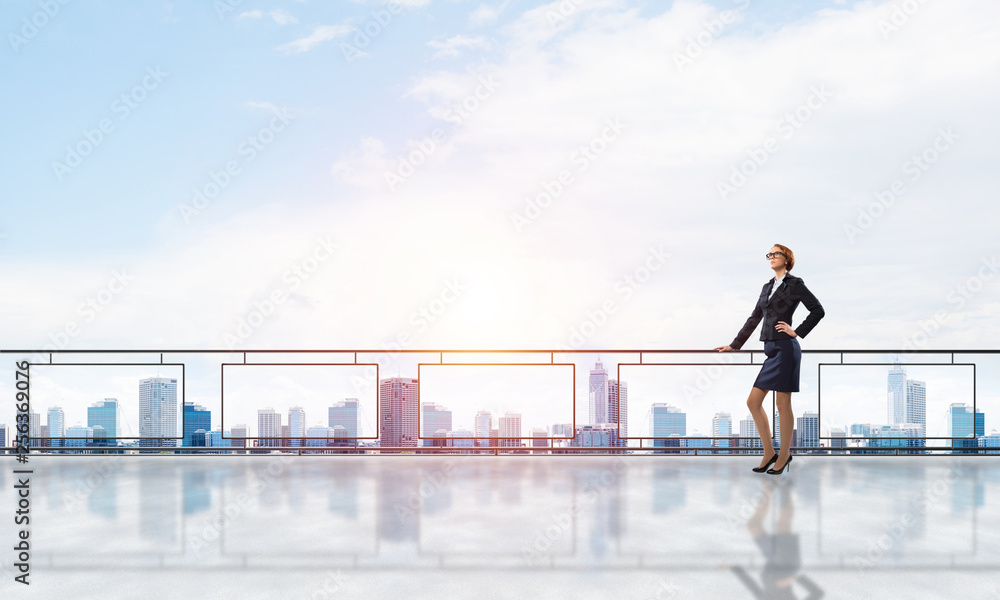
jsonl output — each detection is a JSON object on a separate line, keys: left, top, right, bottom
{"left": 752, "top": 453, "right": 779, "bottom": 473}
{"left": 767, "top": 454, "right": 793, "bottom": 475}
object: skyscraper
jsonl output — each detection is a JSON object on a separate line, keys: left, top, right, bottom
{"left": 139, "top": 377, "right": 178, "bottom": 448}
{"left": 88, "top": 399, "right": 120, "bottom": 446}
{"left": 257, "top": 408, "right": 281, "bottom": 450}
{"left": 499, "top": 412, "right": 522, "bottom": 448}
{"left": 329, "top": 399, "right": 359, "bottom": 438}
{"left": 0, "top": 424, "right": 7, "bottom": 454}
{"left": 740, "top": 414, "right": 762, "bottom": 452}
{"left": 183, "top": 402, "right": 211, "bottom": 447}
{"left": 288, "top": 406, "right": 306, "bottom": 447}
{"left": 589, "top": 360, "right": 609, "bottom": 425}
{"left": 651, "top": 404, "right": 685, "bottom": 452}
{"left": 713, "top": 412, "right": 732, "bottom": 453}
{"left": 28, "top": 411, "right": 41, "bottom": 447}
{"left": 474, "top": 410, "right": 492, "bottom": 447}
{"left": 950, "top": 403, "right": 985, "bottom": 454}
{"left": 608, "top": 378, "right": 628, "bottom": 447}
{"left": 47, "top": 406, "right": 65, "bottom": 449}
{"left": 231, "top": 424, "right": 247, "bottom": 454}
{"left": 379, "top": 377, "right": 418, "bottom": 451}
{"left": 797, "top": 411, "right": 820, "bottom": 452}
{"left": 888, "top": 364, "right": 906, "bottom": 425}
{"left": 421, "top": 402, "right": 453, "bottom": 447}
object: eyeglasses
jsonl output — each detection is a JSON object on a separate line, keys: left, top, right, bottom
{"left": 765, "top": 252, "right": 785, "bottom": 259}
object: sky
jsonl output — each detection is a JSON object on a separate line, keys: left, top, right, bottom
{"left": 2, "top": 0, "right": 999, "bottom": 441}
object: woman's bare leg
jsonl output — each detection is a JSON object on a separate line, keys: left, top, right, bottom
{"left": 747, "top": 386, "right": 774, "bottom": 468}
{"left": 775, "top": 391, "right": 794, "bottom": 469}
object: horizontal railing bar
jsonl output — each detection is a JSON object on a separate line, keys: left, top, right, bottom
{"left": 3, "top": 348, "right": 1000, "bottom": 353}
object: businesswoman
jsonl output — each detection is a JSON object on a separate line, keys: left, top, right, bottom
{"left": 714, "top": 244, "right": 825, "bottom": 475}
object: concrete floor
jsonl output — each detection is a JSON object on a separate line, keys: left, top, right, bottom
{"left": 1, "top": 454, "right": 997, "bottom": 599}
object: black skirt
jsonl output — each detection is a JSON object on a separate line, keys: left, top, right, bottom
{"left": 753, "top": 338, "right": 801, "bottom": 393}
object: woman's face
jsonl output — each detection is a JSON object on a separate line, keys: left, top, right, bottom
{"left": 768, "top": 247, "right": 786, "bottom": 270}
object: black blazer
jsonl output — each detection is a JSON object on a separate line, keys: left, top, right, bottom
{"left": 730, "top": 273, "right": 825, "bottom": 350}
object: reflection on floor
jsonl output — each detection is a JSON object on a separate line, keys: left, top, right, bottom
{"left": 1, "top": 455, "right": 997, "bottom": 599}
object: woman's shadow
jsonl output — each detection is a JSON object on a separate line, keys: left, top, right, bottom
{"left": 730, "top": 479, "right": 824, "bottom": 599}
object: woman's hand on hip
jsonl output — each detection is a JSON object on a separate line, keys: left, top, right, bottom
{"left": 775, "top": 321, "right": 797, "bottom": 337}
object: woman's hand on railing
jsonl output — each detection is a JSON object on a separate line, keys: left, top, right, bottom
{"left": 714, "top": 345, "right": 733, "bottom": 352}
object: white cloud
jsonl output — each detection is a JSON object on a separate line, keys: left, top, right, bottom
{"left": 239, "top": 10, "right": 262, "bottom": 19}
{"left": 427, "top": 34, "right": 490, "bottom": 59}
{"left": 275, "top": 24, "right": 353, "bottom": 54}
{"left": 269, "top": 9, "right": 298, "bottom": 25}
{"left": 470, "top": 0, "right": 512, "bottom": 26}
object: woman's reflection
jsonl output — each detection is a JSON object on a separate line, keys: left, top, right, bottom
{"left": 731, "top": 479, "right": 823, "bottom": 599}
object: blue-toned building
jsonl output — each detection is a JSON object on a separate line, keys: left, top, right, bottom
{"left": 183, "top": 402, "right": 211, "bottom": 448}
{"left": 329, "top": 399, "right": 359, "bottom": 438}
{"left": 651, "top": 404, "right": 685, "bottom": 453}
{"left": 88, "top": 399, "right": 120, "bottom": 446}
{"left": 950, "top": 403, "right": 985, "bottom": 454}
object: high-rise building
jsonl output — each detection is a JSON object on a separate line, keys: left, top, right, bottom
{"left": 379, "top": 377, "right": 418, "bottom": 451}
{"left": 288, "top": 406, "right": 306, "bottom": 447}
{"left": 740, "top": 414, "right": 762, "bottom": 453}
{"left": 207, "top": 429, "right": 232, "bottom": 452}
{"left": 797, "top": 411, "right": 820, "bottom": 452}
{"left": 830, "top": 427, "right": 847, "bottom": 451}
{"left": 499, "top": 412, "right": 522, "bottom": 448}
{"left": 183, "top": 402, "right": 211, "bottom": 447}
{"left": 906, "top": 379, "right": 926, "bottom": 430}
{"left": 950, "top": 403, "right": 985, "bottom": 454}
{"left": 231, "top": 424, "right": 247, "bottom": 454}
{"left": 0, "top": 424, "right": 7, "bottom": 454}
{"left": 139, "top": 377, "right": 178, "bottom": 448}
{"left": 530, "top": 427, "right": 549, "bottom": 454}
{"left": 474, "top": 410, "right": 492, "bottom": 447}
{"left": 568, "top": 424, "right": 614, "bottom": 451}
{"left": 888, "top": 364, "right": 906, "bottom": 425}
{"left": 713, "top": 412, "right": 732, "bottom": 453}
{"left": 589, "top": 360, "right": 609, "bottom": 425}
{"left": 65, "top": 425, "right": 92, "bottom": 449}
{"left": 257, "top": 408, "right": 281, "bottom": 450}
{"left": 651, "top": 404, "right": 685, "bottom": 452}
{"left": 28, "top": 411, "right": 41, "bottom": 447}
{"left": 421, "top": 402, "right": 453, "bottom": 447}
{"left": 88, "top": 399, "right": 120, "bottom": 446}
{"left": 306, "top": 425, "right": 333, "bottom": 450}
{"left": 47, "top": 406, "right": 65, "bottom": 448}
{"left": 329, "top": 399, "right": 359, "bottom": 438}
{"left": 608, "top": 378, "right": 628, "bottom": 447}
{"left": 686, "top": 430, "right": 712, "bottom": 454}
